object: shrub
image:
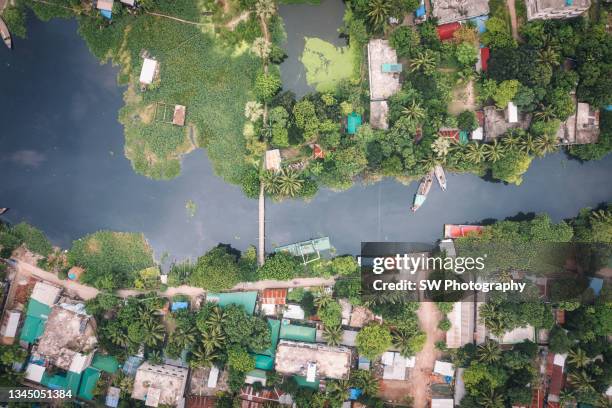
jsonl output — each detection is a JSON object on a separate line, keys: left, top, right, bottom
{"left": 438, "top": 318, "right": 452, "bottom": 331}
{"left": 254, "top": 72, "right": 281, "bottom": 102}
{"left": 188, "top": 246, "right": 240, "bottom": 290}
{"left": 12, "top": 223, "right": 52, "bottom": 256}
{"left": 258, "top": 252, "right": 300, "bottom": 280}
{"left": 356, "top": 324, "right": 392, "bottom": 360}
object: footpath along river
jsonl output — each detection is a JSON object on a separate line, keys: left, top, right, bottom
{"left": 1, "top": 11, "right": 611, "bottom": 262}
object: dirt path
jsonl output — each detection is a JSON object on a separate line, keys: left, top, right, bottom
{"left": 507, "top": 0, "right": 520, "bottom": 41}
{"left": 225, "top": 11, "right": 249, "bottom": 30}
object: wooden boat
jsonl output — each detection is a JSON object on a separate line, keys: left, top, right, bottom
{"left": 0, "top": 208, "right": 7, "bottom": 215}
{"left": 0, "top": 16, "right": 11, "bottom": 49}
{"left": 434, "top": 165, "right": 447, "bottom": 191}
{"left": 411, "top": 170, "right": 434, "bottom": 212}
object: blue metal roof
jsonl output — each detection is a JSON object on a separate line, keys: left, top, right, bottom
{"left": 100, "top": 9, "right": 112, "bottom": 19}
{"left": 171, "top": 301, "right": 189, "bottom": 312}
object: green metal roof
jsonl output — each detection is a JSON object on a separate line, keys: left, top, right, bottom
{"left": 26, "top": 299, "right": 51, "bottom": 319}
{"left": 262, "top": 319, "right": 280, "bottom": 357}
{"left": 78, "top": 367, "right": 101, "bottom": 400}
{"left": 347, "top": 113, "right": 362, "bottom": 135}
{"left": 41, "top": 372, "right": 68, "bottom": 390}
{"left": 246, "top": 369, "right": 267, "bottom": 380}
{"left": 279, "top": 323, "right": 316, "bottom": 343}
{"left": 92, "top": 353, "right": 119, "bottom": 374}
{"left": 19, "top": 315, "right": 46, "bottom": 344}
{"left": 459, "top": 130, "right": 469, "bottom": 144}
{"left": 253, "top": 354, "right": 275, "bottom": 371}
{"left": 206, "top": 291, "right": 258, "bottom": 315}
{"left": 294, "top": 375, "right": 320, "bottom": 389}
{"left": 382, "top": 63, "right": 402, "bottom": 73}
{"left": 66, "top": 371, "right": 82, "bottom": 394}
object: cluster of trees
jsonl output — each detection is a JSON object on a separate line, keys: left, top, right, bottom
{"left": 457, "top": 340, "right": 538, "bottom": 407}
{"left": 0, "top": 221, "right": 52, "bottom": 258}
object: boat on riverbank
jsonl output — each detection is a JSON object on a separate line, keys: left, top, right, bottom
{"left": 0, "top": 208, "right": 8, "bottom": 215}
{"left": 434, "top": 165, "right": 447, "bottom": 191}
{"left": 412, "top": 171, "right": 434, "bottom": 212}
{"left": 0, "top": 16, "right": 11, "bottom": 49}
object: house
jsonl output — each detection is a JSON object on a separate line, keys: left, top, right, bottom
{"left": 471, "top": 111, "right": 485, "bottom": 141}
{"left": 547, "top": 354, "right": 567, "bottom": 404}
{"left": 275, "top": 340, "right": 352, "bottom": 380}
{"left": 265, "top": 149, "right": 281, "bottom": 172}
{"left": 436, "top": 22, "right": 461, "bottom": 41}
{"left": 491, "top": 325, "right": 535, "bottom": 344}
{"left": 433, "top": 361, "right": 455, "bottom": 379}
{"left": 173, "top": 105, "right": 186, "bottom": 127}
{"left": 525, "top": 0, "right": 590, "bottom": 20}
{"left": 106, "top": 386, "right": 120, "bottom": 408}
{"left": 346, "top": 112, "right": 362, "bottom": 135}
{"left": 0, "top": 310, "right": 21, "bottom": 344}
{"left": 432, "top": 0, "right": 490, "bottom": 24}
{"left": 139, "top": 57, "right": 159, "bottom": 85}
{"left": 438, "top": 128, "right": 460, "bottom": 142}
{"left": 132, "top": 362, "right": 189, "bottom": 407}
{"left": 446, "top": 301, "right": 475, "bottom": 348}
{"left": 32, "top": 302, "right": 97, "bottom": 372}
{"left": 483, "top": 105, "right": 531, "bottom": 140}
{"left": 188, "top": 366, "right": 229, "bottom": 396}
{"left": 120, "top": 0, "right": 135, "bottom": 5}
{"left": 96, "top": 0, "right": 113, "bottom": 11}
{"left": 476, "top": 47, "right": 490, "bottom": 73}
{"left": 431, "top": 398, "right": 454, "bottom": 408}
{"left": 260, "top": 288, "right": 287, "bottom": 316}
{"left": 381, "top": 351, "right": 414, "bottom": 380}
{"left": 367, "top": 39, "right": 401, "bottom": 129}
{"left": 557, "top": 102, "right": 600, "bottom": 145}
{"left": 206, "top": 291, "right": 258, "bottom": 315}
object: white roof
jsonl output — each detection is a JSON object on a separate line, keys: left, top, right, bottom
{"left": 207, "top": 366, "right": 219, "bottom": 388}
{"left": 145, "top": 387, "right": 161, "bottom": 407}
{"left": 455, "top": 367, "right": 466, "bottom": 404}
{"left": 25, "top": 363, "right": 45, "bottom": 383}
{"left": 1, "top": 311, "right": 20, "bottom": 338}
{"left": 431, "top": 399, "right": 454, "bottom": 408}
{"left": 306, "top": 362, "right": 317, "bottom": 382}
{"left": 69, "top": 352, "right": 90, "bottom": 374}
{"left": 31, "top": 281, "right": 61, "bottom": 307}
{"left": 120, "top": 0, "right": 135, "bottom": 5}
{"left": 282, "top": 304, "right": 305, "bottom": 320}
{"left": 434, "top": 361, "right": 454, "bottom": 378}
{"left": 265, "top": 149, "right": 281, "bottom": 172}
{"left": 553, "top": 353, "right": 567, "bottom": 367}
{"left": 340, "top": 330, "right": 357, "bottom": 347}
{"left": 471, "top": 127, "right": 484, "bottom": 140}
{"left": 139, "top": 58, "right": 158, "bottom": 85}
{"left": 382, "top": 352, "right": 407, "bottom": 380}
{"left": 381, "top": 351, "right": 395, "bottom": 366}
{"left": 405, "top": 356, "right": 416, "bottom": 368}
{"left": 260, "top": 303, "right": 276, "bottom": 316}
{"left": 606, "top": 385, "right": 612, "bottom": 397}
{"left": 507, "top": 102, "right": 518, "bottom": 123}
{"left": 339, "top": 299, "right": 352, "bottom": 326}
{"left": 491, "top": 325, "right": 535, "bottom": 344}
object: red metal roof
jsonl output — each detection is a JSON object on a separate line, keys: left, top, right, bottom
{"left": 548, "top": 364, "right": 565, "bottom": 400}
{"left": 530, "top": 387, "right": 544, "bottom": 408}
{"left": 481, "top": 47, "right": 490, "bottom": 72}
{"left": 555, "top": 309, "right": 565, "bottom": 324}
{"left": 437, "top": 22, "right": 461, "bottom": 41}
{"left": 438, "top": 128, "right": 460, "bottom": 141}
{"left": 444, "top": 224, "right": 484, "bottom": 239}
{"left": 260, "top": 288, "right": 288, "bottom": 305}
{"left": 240, "top": 387, "right": 283, "bottom": 407}
{"left": 476, "top": 110, "right": 485, "bottom": 127}
{"left": 313, "top": 144, "right": 325, "bottom": 159}
{"left": 186, "top": 396, "right": 216, "bottom": 408}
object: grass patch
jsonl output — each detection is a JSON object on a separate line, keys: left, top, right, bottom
{"left": 68, "top": 231, "right": 155, "bottom": 290}
{"left": 300, "top": 37, "right": 355, "bottom": 92}
{"left": 75, "top": 2, "right": 260, "bottom": 183}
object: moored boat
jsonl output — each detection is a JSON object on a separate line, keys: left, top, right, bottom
{"left": 0, "top": 208, "right": 7, "bottom": 215}
{"left": 411, "top": 170, "right": 434, "bottom": 212}
{"left": 434, "top": 165, "right": 447, "bottom": 191}
{"left": 0, "top": 16, "right": 11, "bottom": 49}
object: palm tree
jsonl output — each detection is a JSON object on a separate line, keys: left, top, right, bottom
{"left": 519, "top": 134, "right": 537, "bottom": 155}
{"left": 501, "top": 133, "right": 521, "bottom": 149}
{"left": 315, "top": 291, "right": 333, "bottom": 308}
{"left": 478, "top": 304, "right": 506, "bottom": 337}
{"left": 350, "top": 370, "right": 379, "bottom": 397}
{"left": 107, "top": 327, "right": 129, "bottom": 347}
{"left": 260, "top": 170, "right": 280, "bottom": 195}
{"left": 366, "top": 0, "right": 391, "bottom": 31}
{"left": 201, "top": 326, "right": 225, "bottom": 351}
{"left": 537, "top": 46, "right": 560, "bottom": 67}
{"left": 568, "top": 370, "right": 595, "bottom": 393}
{"left": 595, "top": 395, "right": 612, "bottom": 408}
{"left": 464, "top": 142, "right": 487, "bottom": 164}
{"left": 568, "top": 348, "right": 590, "bottom": 369}
{"left": 534, "top": 104, "right": 556, "bottom": 122}
{"left": 190, "top": 346, "right": 219, "bottom": 368}
{"left": 477, "top": 340, "right": 502, "bottom": 364}
{"left": 419, "top": 154, "right": 438, "bottom": 171}
{"left": 277, "top": 168, "right": 303, "bottom": 197}
{"left": 326, "top": 379, "right": 350, "bottom": 403}
{"left": 478, "top": 390, "right": 504, "bottom": 408}
{"left": 147, "top": 350, "right": 163, "bottom": 365}
{"left": 322, "top": 324, "right": 343, "bottom": 347}
{"left": 432, "top": 137, "right": 452, "bottom": 158}
{"left": 533, "top": 135, "right": 558, "bottom": 156}
{"left": 142, "top": 320, "right": 166, "bottom": 347}
{"left": 172, "top": 325, "right": 197, "bottom": 350}
{"left": 402, "top": 100, "right": 425, "bottom": 124}
{"left": 203, "top": 306, "right": 225, "bottom": 332}
{"left": 559, "top": 390, "right": 576, "bottom": 408}
{"left": 392, "top": 329, "right": 414, "bottom": 357}
{"left": 483, "top": 140, "right": 505, "bottom": 162}
{"left": 590, "top": 209, "right": 612, "bottom": 223}
{"left": 410, "top": 50, "right": 437, "bottom": 74}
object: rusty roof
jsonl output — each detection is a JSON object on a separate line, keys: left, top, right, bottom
{"left": 260, "top": 288, "right": 287, "bottom": 305}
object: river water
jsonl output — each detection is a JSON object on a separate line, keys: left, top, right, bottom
{"left": 1, "top": 9, "right": 611, "bottom": 263}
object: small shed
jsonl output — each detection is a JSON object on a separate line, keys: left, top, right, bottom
{"left": 0, "top": 310, "right": 21, "bottom": 339}
{"left": 433, "top": 361, "right": 454, "bottom": 378}
{"left": 120, "top": 0, "right": 135, "bottom": 5}
{"left": 415, "top": 0, "right": 426, "bottom": 18}
{"left": 173, "top": 105, "right": 186, "bottom": 127}
{"left": 507, "top": 102, "right": 519, "bottom": 123}
{"left": 139, "top": 58, "right": 158, "bottom": 85}
{"left": 96, "top": 0, "right": 113, "bottom": 11}
{"left": 437, "top": 22, "right": 461, "bottom": 41}
{"left": 25, "top": 363, "right": 46, "bottom": 383}
{"left": 382, "top": 63, "right": 403, "bottom": 73}
{"left": 265, "top": 149, "right": 282, "bottom": 172}
{"left": 106, "top": 386, "right": 120, "bottom": 408}
{"left": 346, "top": 112, "right": 362, "bottom": 135}
{"left": 171, "top": 301, "right": 189, "bottom": 312}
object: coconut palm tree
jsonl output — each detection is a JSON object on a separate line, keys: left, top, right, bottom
{"left": 419, "top": 154, "right": 439, "bottom": 171}
{"left": 203, "top": 306, "right": 225, "bottom": 332}
{"left": 323, "top": 324, "right": 343, "bottom": 347}
{"left": 533, "top": 135, "right": 558, "bottom": 156}
{"left": 142, "top": 320, "right": 166, "bottom": 347}
{"left": 559, "top": 390, "right": 576, "bottom": 408}
{"left": 277, "top": 168, "right": 303, "bottom": 197}
{"left": 534, "top": 104, "right": 556, "bottom": 122}
{"left": 519, "top": 134, "right": 537, "bottom": 155}
{"left": 315, "top": 291, "right": 334, "bottom": 308}
{"left": 190, "top": 346, "right": 219, "bottom": 368}
{"left": 260, "top": 170, "right": 280, "bottom": 195}
{"left": 402, "top": 100, "right": 425, "bottom": 124}
{"left": 201, "top": 325, "right": 225, "bottom": 351}
{"left": 147, "top": 350, "right": 163, "bottom": 365}
{"left": 568, "top": 370, "right": 595, "bottom": 393}
{"left": 478, "top": 304, "right": 506, "bottom": 337}
{"left": 392, "top": 329, "right": 414, "bottom": 357}
{"left": 326, "top": 379, "right": 350, "bottom": 403}
{"left": 483, "top": 140, "right": 505, "bottom": 162}
{"left": 537, "top": 46, "right": 560, "bottom": 67}
{"left": 172, "top": 325, "right": 197, "bottom": 350}
{"left": 432, "top": 137, "right": 452, "bottom": 158}
{"left": 410, "top": 50, "right": 437, "bottom": 74}
{"left": 107, "top": 327, "right": 129, "bottom": 348}
{"left": 464, "top": 142, "right": 487, "bottom": 164}
{"left": 568, "top": 348, "right": 590, "bottom": 369}
{"left": 590, "top": 209, "right": 612, "bottom": 223}
{"left": 366, "top": 0, "right": 391, "bottom": 31}
{"left": 478, "top": 390, "right": 504, "bottom": 408}
{"left": 477, "top": 340, "right": 502, "bottom": 364}
{"left": 350, "top": 369, "right": 380, "bottom": 397}
{"left": 255, "top": 0, "right": 275, "bottom": 20}
{"left": 595, "top": 395, "right": 612, "bottom": 408}
{"left": 502, "top": 133, "right": 521, "bottom": 149}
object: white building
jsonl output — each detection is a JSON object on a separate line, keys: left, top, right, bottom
{"left": 139, "top": 58, "right": 159, "bottom": 85}
{"left": 526, "top": 0, "right": 590, "bottom": 20}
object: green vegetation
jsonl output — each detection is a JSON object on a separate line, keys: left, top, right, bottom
{"left": 188, "top": 246, "right": 241, "bottom": 291}
{"left": 2, "top": 5, "right": 27, "bottom": 39}
{"left": 0, "top": 221, "right": 52, "bottom": 258}
{"left": 356, "top": 323, "right": 392, "bottom": 360}
{"left": 0, "top": 344, "right": 27, "bottom": 386}
{"left": 68, "top": 231, "right": 155, "bottom": 290}
{"left": 301, "top": 37, "right": 355, "bottom": 92}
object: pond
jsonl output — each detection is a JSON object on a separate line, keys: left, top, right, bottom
{"left": 1, "top": 13, "right": 611, "bottom": 264}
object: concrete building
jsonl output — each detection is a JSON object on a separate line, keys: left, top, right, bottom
{"left": 484, "top": 106, "right": 531, "bottom": 141}
{"left": 139, "top": 57, "right": 159, "bottom": 85}
{"left": 557, "top": 101, "right": 600, "bottom": 144}
{"left": 367, "top": 40, "right": 401, "bottom": 130}
{"left": 275, "top": 340, "right": 352, "bottom": 380}
{"left": 0, "top": 310, "right": 21, "bottom": 344}
{"left": 446, "top": 301, "right": 475, "bottom": 349}
{"left": 132, "top": 362, "right": 189, "bottom": 407}
{"left": 525, "top": 0, "right": 590, "bottom": 20}
{"left": 432, "top": 0, "right": 490, "bottom": 24}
